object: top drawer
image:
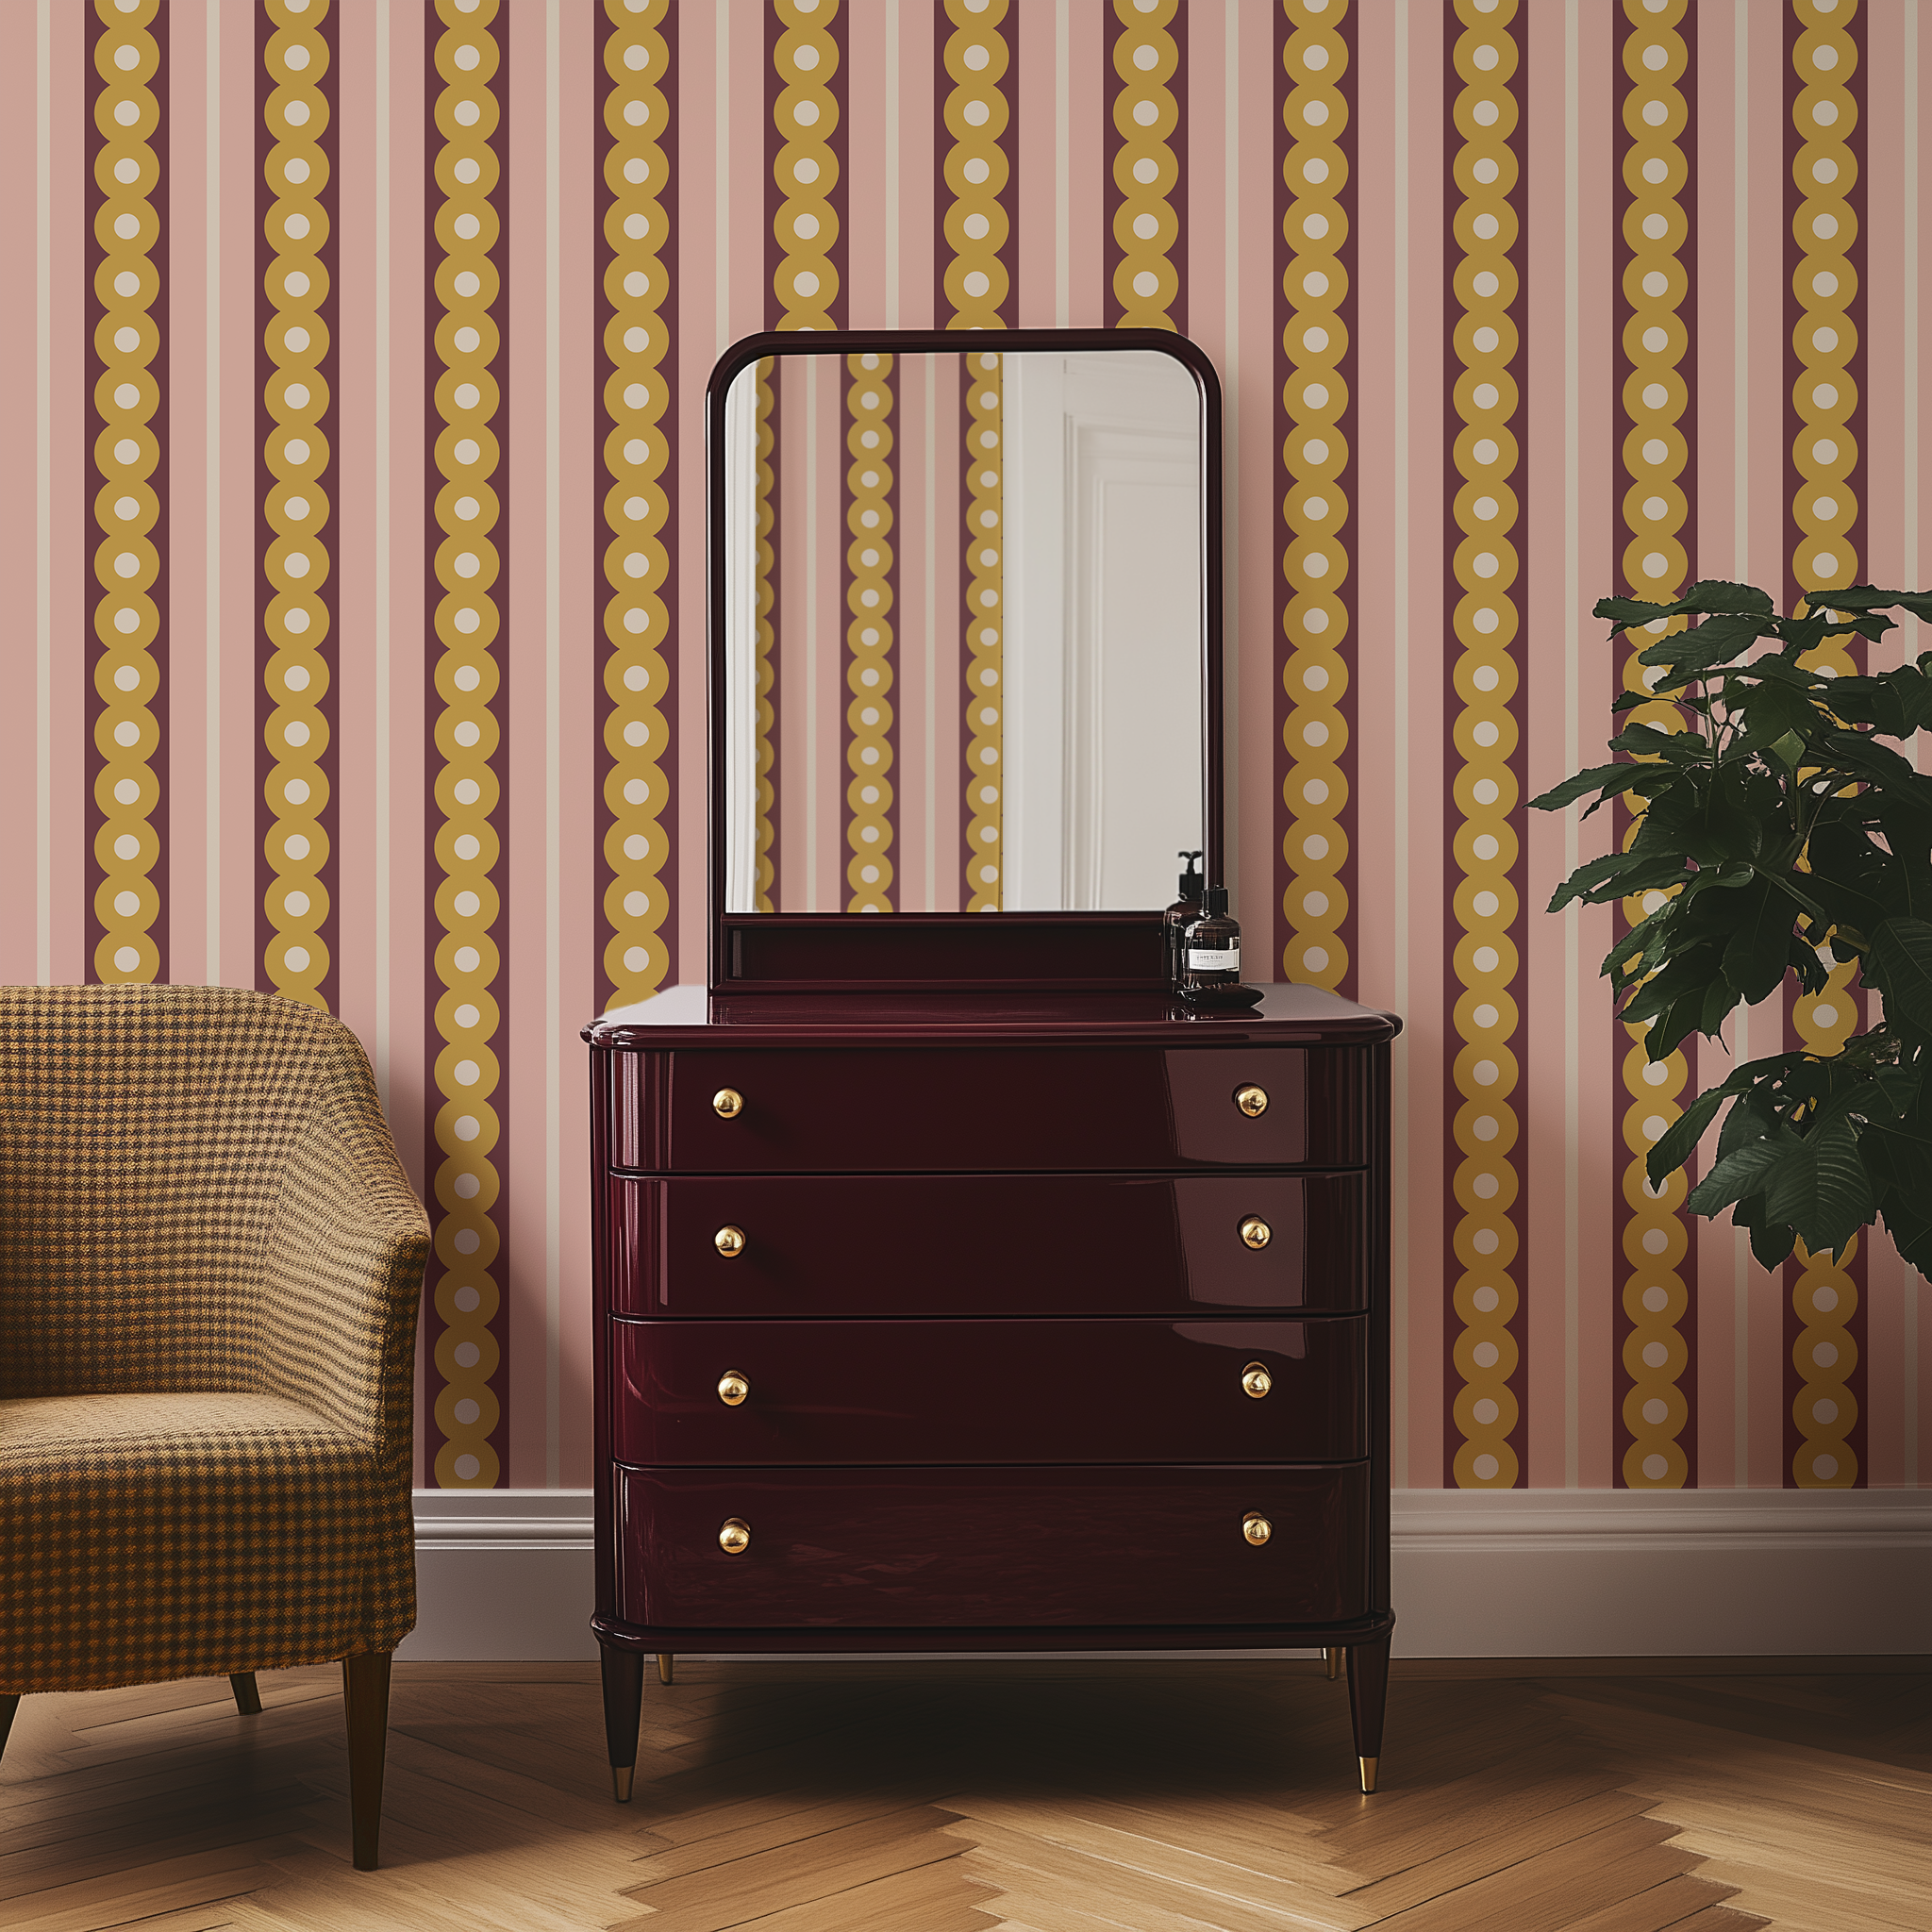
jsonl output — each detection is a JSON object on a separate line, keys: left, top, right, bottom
{"left": 609, "top": 1044, "right": 1369, "bottom": 1174}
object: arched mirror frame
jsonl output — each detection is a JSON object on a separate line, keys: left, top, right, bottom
{"left": 706, "top": 326, "right": 1224, "bottom": 993}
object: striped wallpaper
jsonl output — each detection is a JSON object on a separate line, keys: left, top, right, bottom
{"left": 3, "top": 0, "right": 1926, "bottom": 1493}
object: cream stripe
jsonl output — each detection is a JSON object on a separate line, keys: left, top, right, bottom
{"left": 544, "top": 0, "right": 562, "bottom": 1490}
{"left": 1563, "top": 0, "right": 1580, "bottom": 1491}
{"left": 1055, "top": 0, "right": 1070, "bottom": 329}
{"left": 1733, "top": 0, "right": 1752, "bottom": 1487}
{"left": 715, "top": 0, "right": 729, "bottom": 354}
{"left": 1388, "top": 0, "right": 1411, "bottom": 1490}
{"left": 373, "top": 0, "right": 390, "bottom": 1095}
{"left": 35, "top": 0, "right": 51, "bottom": 987}
{"left": 207, "top": 0, "right": 224, "bottom": 989}
{"left": 1903, "top": 0, "right": 1920, "bottom": 1487}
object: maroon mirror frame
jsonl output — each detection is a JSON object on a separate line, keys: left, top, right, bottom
{"left": 706, "top": 327, "right": 1224, "bottom": 994}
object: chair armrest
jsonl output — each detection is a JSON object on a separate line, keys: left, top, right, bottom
{"left": 258, "top": 1037, "right": 430, "bottom": 1474}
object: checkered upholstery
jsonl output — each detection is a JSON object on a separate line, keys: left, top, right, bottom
{"left": 0, "top": 985, "right": 429, "bottom": 1694}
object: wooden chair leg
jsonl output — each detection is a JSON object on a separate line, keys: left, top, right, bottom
{"left": 341, "top": 1651, "right": 393, "bottom": 1871}
{"left": 601, "top": 1641, "right": 645, "bottom": 1802}
{"left": 0, "top": 1694, "right": 18, "bottom": 1763}
{"left": 229, "top": 1673, "right": 263, "bottom": 1716}
{"left": 1323, "top": 1647, "right": 1342, "bottom": 1682}
{"left": 657, "top": 1652, "right": 674, "bottom": 1687}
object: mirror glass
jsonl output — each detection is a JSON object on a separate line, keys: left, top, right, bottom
{"left": 721, "top": 346, "right": 1204, "bottom": 914}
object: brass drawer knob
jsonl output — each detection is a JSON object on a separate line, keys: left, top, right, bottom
{"left": 718, "top": 1370, "right": 749, "bottom": 1407}
{"left": 714, "top": 1224, "right": 746, "bottom": 1258}
{"left": 1241, "top": 1216, "right": 1272, "bottom": 1250}
{"left": 712, "top": 1088, "right": 743, "bottom": 1118}
{"left": 1235, "top": 1084, "right": 1269, "bottom": 1117}
{"left": 718, "top": 1518, "right": 751, "bottom": 1555}
{"left": 1242, "top": 1511, "right": 1272, "bottom": 1546}
{"left": 1241, "top": 1362, "right": 1273, "bottom": 1400}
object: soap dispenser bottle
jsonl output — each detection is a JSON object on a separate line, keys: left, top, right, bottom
{"left": 1163, "top": 850, "right": 1205, "bottom": 984}
{"left": 1179, "top": 886, "right": 1241, "bottom": 995}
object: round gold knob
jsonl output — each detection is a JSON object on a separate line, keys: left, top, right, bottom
{"left": 1241, "top": 1362, "right": 1273, "bottom": 1400}
{"left": 1241, "top": 1216, "right": 1272, "bottom": 1250}
{"left": 1242, "top": 1512, "right": 1273, "bottom": 1546}
{"left": 714, "top": 1224, "right": 746, "bottom": 1258}
{"left": 717, "top": 1370, "right": 749, "bottom": 1407}
{"left": 718, "top": 1518, "right": 750, "bottom": 1555}
{"left": 712, "top": 1088, "right": 743, "bottom": 1118}
{"left": 1235, "top": 1084, "right": 1269, "bottom": 1117}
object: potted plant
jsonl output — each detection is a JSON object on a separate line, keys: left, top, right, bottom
{"left": 1531, "top": 579, "right": 1932, "bottom": 1271}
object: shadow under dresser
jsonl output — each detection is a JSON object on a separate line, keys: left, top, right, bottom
{"left": 586, "top": 981, "right": 1400, "bottom": 1797}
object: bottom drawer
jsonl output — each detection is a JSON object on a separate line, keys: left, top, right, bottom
{"left": 612, "top": 1463, "right": 1369, "bottom": 1629}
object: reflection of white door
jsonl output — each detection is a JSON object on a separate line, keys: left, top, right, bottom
{"left": 1005, "top": 353, "right": 1202, "bottom": 911}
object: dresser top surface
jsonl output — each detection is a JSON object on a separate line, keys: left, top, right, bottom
{"left": 583, "top": 982, "right": 1401, "bottom": 1049}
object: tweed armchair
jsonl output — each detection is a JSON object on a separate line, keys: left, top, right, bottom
{"left": 0, "top": 984, "right": 429, "bottom": 1870}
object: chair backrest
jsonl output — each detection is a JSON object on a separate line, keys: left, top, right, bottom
{"left": 0, "top": 984, "right": 377, "bottom": 1398}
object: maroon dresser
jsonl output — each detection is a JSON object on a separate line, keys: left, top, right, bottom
{"left": 586, "top": 979, "right": 1400, "bottom": 1796}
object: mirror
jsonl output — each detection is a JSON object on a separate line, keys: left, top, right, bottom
{"left": 713, "top": 333, "right": 1213, "bottom": 917}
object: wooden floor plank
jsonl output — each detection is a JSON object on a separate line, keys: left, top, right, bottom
{"left": 3, "top": 1658, "right": 1925, "bottom": 1931}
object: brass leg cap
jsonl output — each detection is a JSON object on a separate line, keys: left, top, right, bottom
{"left": 657, "top": 1653, "right": 675, "bottom": 1687}
{"left": 612, "top": 1763, "right": 634, "bottom": 1803}
{"left": 1358, "top": 1756, "right": 1379, "bottom": 1795}
{"left": 1324, "top": 1647, "right": 1342, "bottom": 1682}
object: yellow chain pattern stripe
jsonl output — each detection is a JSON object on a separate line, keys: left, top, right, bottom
{"left": 845, "top": 353, "right": 895, "bottom": 912}
{"left": 428, "top": 0, "right": 504, "bottom": 1491}
{"left": 773, "top": 0, "right": 839, "bottom": 332}
{"left": 963, "top": 353, "right": 1003, "bottom": 911}
{"left": 1615, "top": 0, "right": 1694, "bottom": 1491}
{"left": 602, "top": 0, "right": 675, "bottom": 992}
{"left": 1111, "top": 0, "right": 1178, "bottom": 330}
{"left": 1787, "top": 0, "right": 1860, "bottom": 1491}
{"left": 1279, "top": 0, "right": 1350, "bottom": 991}
{"left": 1446, "top": 0, "right": 1523, "bottom": 1491}
{"left": 261, "top": 0, "right": 333, "bottom": 1010}
{"left": 91, "top": 0, "right": 163, "bottom": 986}
{"left": 941, "top": 0, "right": 1009, "bottom": 328}
{"left": 753, "top": 356, "right": 776, "bottom": 910}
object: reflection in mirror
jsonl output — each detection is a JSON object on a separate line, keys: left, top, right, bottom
{"left": 722, "top": 348, "right": 1203, "bottom": 914}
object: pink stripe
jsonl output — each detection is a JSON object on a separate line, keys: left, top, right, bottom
{"left": 1013, "top": 0, "right": 1058, "bottom": 326}
{"left": 45, "top": 0, "right": 89, "bottom": 985}
{"left": 0, "top": 5, "right": 43, "bottom": 981}
{"left": 775, "top": 359, "right": 808, "bottom": 908}
{"left": 1063, "top": 0, "right": 1106, "bottom": 328}
{"left": 555, "top": 0, "right": 600, "bottom": 1488}
{"left": 896, "top": 0, "right": 934, "bottom": 328}
{"left": 843, "top": 0, "right": 889, "bottom": 325}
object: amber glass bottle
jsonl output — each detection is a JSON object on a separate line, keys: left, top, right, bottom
{"left": 1179, "top": 886, "right": 1241, "bottom": 993}
{"left": 1163, "top": 851, "right": 1204, "bottom": 985}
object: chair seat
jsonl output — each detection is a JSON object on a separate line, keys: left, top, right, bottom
{"left": 1, "top": 1392, "right": 405, "bottom": 1695}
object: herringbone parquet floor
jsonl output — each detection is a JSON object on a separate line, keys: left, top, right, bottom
{"left": 2, "top": 1657, "right": 1927, "bottom": 1932}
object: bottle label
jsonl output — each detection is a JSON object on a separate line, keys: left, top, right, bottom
{"left": 1187, "top": 944, "right": 1240, "bottom": 972}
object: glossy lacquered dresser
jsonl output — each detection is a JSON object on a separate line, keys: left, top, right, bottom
{"left": 587, "top": 979, "right": 1400, "bottom": 1796}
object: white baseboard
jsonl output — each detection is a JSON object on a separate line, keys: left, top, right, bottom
{"left": 400, "top": 1487, "right": 1932, "bottom": 1662}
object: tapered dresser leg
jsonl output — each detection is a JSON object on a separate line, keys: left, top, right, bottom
{"left": 229, "top": 1673, "right": 263, "bottom": 1716}
{"left": 0, "top": 1694, "right": 18, "bottom": 1762}
{"left": 1344, "top": 1635, "right": 1391, "bottom": 1792}
{"left": 601, "top": 1642, "right": 646, "bottom": 1802}
{"left": 1323, "top": 1647, "right": 1341, "bottom": 1682}
{"left": 341, "top": 1651, "right": 393, "bottom": 1870}
{"left": 657, "top": 1653, "right": 675, "bottom": 1687}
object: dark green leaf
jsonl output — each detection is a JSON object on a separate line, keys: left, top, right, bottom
{"left": 1638, "top": 612, "right": 1774, "bottom": 677}
{"left": 1808, "top": 583, "right": 1932, "bottom": 625}
{"left": 1526, "top": 761, "right": 1658, "bottom": 813}
{"left": 1685, "top": 1129, "right": 1796, "bottom": 1215}
{"left": 1735, "top": 678, "right": 1819, "bottom": 751}
{"left": 1682, "top": 580, "right": 1776, "bottom": 616}
{"left": 1857, "top": 1123, "right": 1932, "bottom": 1200}
{"left": 1748, "top": 1213, "right": 1798, "bottom": 1270}
{"left": 1870, "top": 918, "right": 1932, "bottom": 1037}
{"left": 1546, "top": 851, "right": 1695, "bottom": 913}
{"left": 1762, "top": 1117, "right": 1874, "bottom": 1259}
{"left": 1645, "top": 1086, "right": 1727, "bottom": 1186}
{"left": 1720, "top": 879, "right": 1793, "bottom": 1005}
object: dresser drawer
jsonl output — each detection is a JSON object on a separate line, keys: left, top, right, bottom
{"left": 611, "top": 1045, "right": 1368, "bottom": 1174}
{"left": 611, "top": 1316, "right": 1364, "bottom": 1465}
{"left": 612, "top": 1463, "right": 1370, "bottom": 1628}
{"left": 607, "top": 1172, "right": 1369, "bottom": 1318}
